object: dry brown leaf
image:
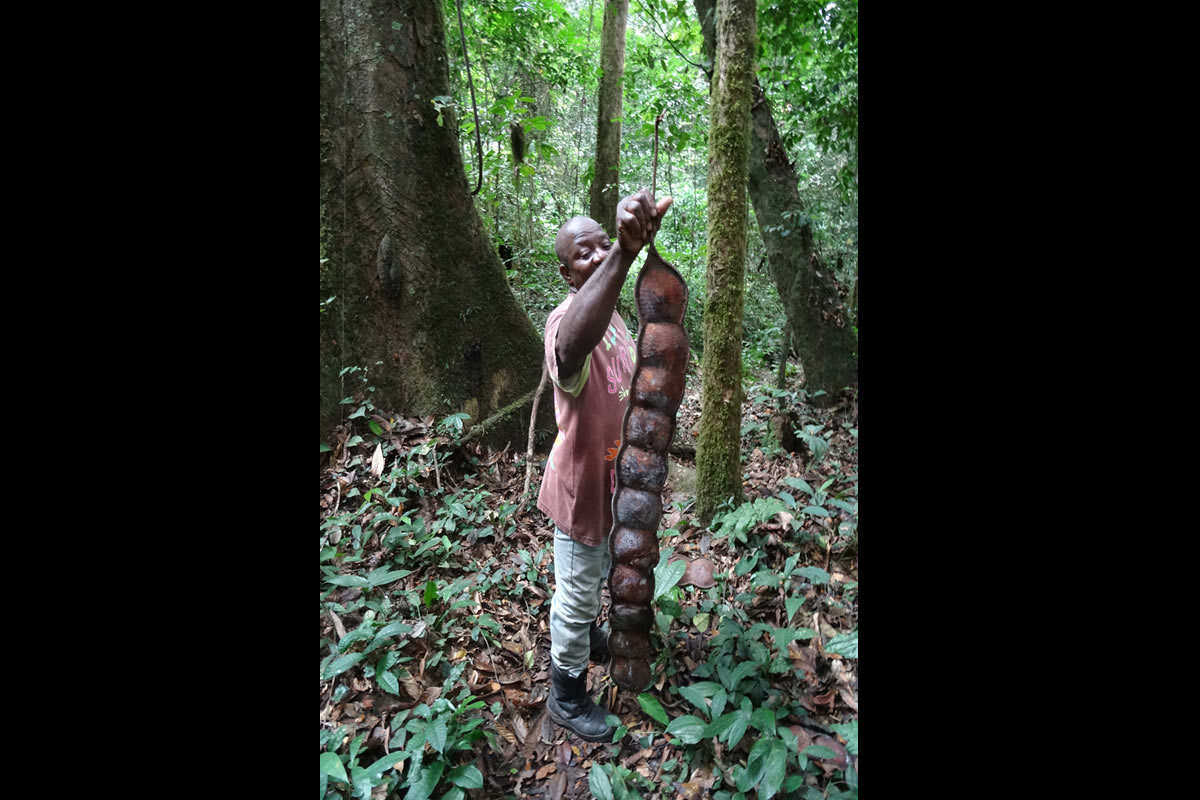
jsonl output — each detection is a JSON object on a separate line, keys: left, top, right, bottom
{"left": 512, "top": 713, "right": 529, "bottom": 744}
{"left": 496, "top": 723, "right": 517, "bottom": 744}
{"left": 788, "top": 725, "right": 813, "bottom": 752}
{"left": 555, "top": 742, "right": 572, "bottom": 765}
{"left": 329, "top": 610, "right": 347, "bottom": 641}
{"left": 370, "top": 444, "right": 385, "bottom": 476}
{"left": 548, "top": 771, "right": 567, "bottom": 800}
{"left": 813, "top": 687, "right": 837, "bottom": 709}
{"left": 679, "top": 557, "right": 715, "bottom": 589}
{"left": 813, "top": 735, "right": 849, "bottom": 771}
{"left": 838, "top": 686, "right": 859, "bottom": 711}
{"left": 535, "top": 763, "right": 557, "bottom": 780}
{"left": 402, "top": 677, "right": 423, "bottom": 700}
{"left": 675, "top": 782, "right": 703, "bottom": 800}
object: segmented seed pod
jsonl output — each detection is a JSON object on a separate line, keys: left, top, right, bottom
{"left": 607, "top": 244, "right": 689, "bottom": 692}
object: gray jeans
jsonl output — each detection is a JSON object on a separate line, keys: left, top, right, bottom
{"left": 549, "top": 526, "right": 610, "bottom": 679}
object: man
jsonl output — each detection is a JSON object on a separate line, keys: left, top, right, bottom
{"left": 538, "top": 189, "right": 673, "bottom": 741}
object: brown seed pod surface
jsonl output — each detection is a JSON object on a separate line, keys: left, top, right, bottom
{"left": 610, "top": 564, "right": 653, "bottom": 606}
{"left": 613, "top": 487, "right": 663, "bottom": 531}
{"left": 617, "top": 446, "right": 669, "bottom": 492}
{"left": 610, "top": 602, "right": 655, "bottom": 632}
{"left": 624, "top": 406, "right": 674, "bottom": 452}
{"left": 610, "top": 526, "right": 658, "bottom": 570}
{"left": 607, "top": 243, "right": 689, "bottom": 692}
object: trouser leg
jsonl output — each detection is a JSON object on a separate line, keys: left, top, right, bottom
{"left": 549, "top": 526, "right": 610, "bottom": 678}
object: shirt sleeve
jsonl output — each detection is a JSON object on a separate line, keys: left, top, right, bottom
{"left": 544, "top": 303, "right": 591, "bottom": 398}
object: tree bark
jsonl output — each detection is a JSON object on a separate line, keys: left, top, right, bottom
{"left": 695, "top": 0, "right": 755, "bottom": 523}
{"left": 693, "top": 0, "right": 857, "bottom": 405}
{"left": 320, "top": 0, "right": 548, "bottom": 446}
{"left": 589, "top": 0, "right": 629, "bottom": 235}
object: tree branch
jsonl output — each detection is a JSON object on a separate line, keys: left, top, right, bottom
{"left": 632, "top": 0, "right": 711, "bottom": 77}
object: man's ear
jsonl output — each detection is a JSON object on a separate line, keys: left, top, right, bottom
{"left": 559, "top": 264, "right": 572, "bottom": 287}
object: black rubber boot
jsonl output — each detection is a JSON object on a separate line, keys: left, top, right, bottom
{"left": 547, "top": 661, "right": 615, "bottom": 742}
{"left": 590, "top": 621, "right": 610, "bottom": 664}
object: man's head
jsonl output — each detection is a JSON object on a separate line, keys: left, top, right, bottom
{"left": 555, "top": 216, "right": 613, "bottom": 291}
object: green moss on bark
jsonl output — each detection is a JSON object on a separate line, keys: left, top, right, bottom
{"left": 695, "top": 0, "right": 756, "bottom": 524}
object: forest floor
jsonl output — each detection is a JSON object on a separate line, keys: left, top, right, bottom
{"left": 320, "top": 366, "right": 858, "bottom": 800}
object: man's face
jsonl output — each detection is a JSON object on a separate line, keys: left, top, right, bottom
{"left": 557, "top": 218, "right": 613, "bottom": 290}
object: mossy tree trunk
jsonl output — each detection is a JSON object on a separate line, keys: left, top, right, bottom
{"left": 588, "top": 0, "right": 629, "bottom": 235}
{"left": 320, "top": 0, "right": 547, "bottom": 446}
{"left": 694, "top": 0, "right": 857, "bottom": 406}
{"left": 695, "top": 0, "right": 755, "bottom": 523}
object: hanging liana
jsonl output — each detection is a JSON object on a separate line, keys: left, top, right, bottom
{"left": 454, "top": 0, "right": 484, "bottom": 195}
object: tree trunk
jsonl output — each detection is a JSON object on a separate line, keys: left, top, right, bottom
{"left": 589, "top": 0, "right": 629, "bottom": 235}
{"left": 320, "top": 0, "right": 548, "bottom": 446}
{"left": 695, "top": 0, "right": 755, "bottom": 523}
{"left": 693, "top": 0, "right": 857, "bottom": 406}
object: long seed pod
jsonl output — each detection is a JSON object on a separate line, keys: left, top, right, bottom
{"left": 607, "top": 244, "right": 688, "bottom": 691}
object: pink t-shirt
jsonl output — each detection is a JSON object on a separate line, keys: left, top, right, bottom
{"left": 537, "top": 292, "right": 637, "bottom": 547}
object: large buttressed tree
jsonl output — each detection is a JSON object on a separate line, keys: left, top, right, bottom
{"left": 589, "top": 0, "right": 630, "bottom": 234}
{"left": 694, "top": 0, "right": 857, "bottom": 405}
{"left": 695, "top": 0, "right": 756, "bottom": 522}
{"left": 320, "top": 0, "right": 545, "bottom": 443}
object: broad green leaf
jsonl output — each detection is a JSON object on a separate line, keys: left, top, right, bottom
{"left": 784, "top": 477, "right": 814, "bottom": 495}
{"left": 405, "top": 762, "right": 445, "bottom": 800}
{"left": 325, "top": 574, "right": 368, "bottom": 588}
{"left": 350, "top": 765, "right": 373, "bottom": 798}
{"left": 447, "top": 764, "right": 483, "bottom": 789}
{"left": 793, "top": 566, "right": 830, "bottom": 585}
{"left": 725, "top": 712, "right": 749, "bottom": 749}
{"left": 371, "top": 621, "right": 412, "bottom": 642}
{"left": 322, "top": 652, "right": 366, "bottom": 680}
{"left": 440, "top": 789, "right": 464, "bottom": 800}
{"left": 363, "top": 750, "right": 408, "bottom": 778}
{"left": 653, "top": 559, "right": 688, "bottom": 602}
{"left": 752, "top": 570, "right": 780, "bottom": 589}
{"left": 320, "top": 752, "right": 348, "bottom": 783}
{"left": 426, "top": 716, "right": 448, "bottom": 754}
{"left": 750, "top": 707, "right": 777, "bottom": 735}
{"left": 423, "top": 580, "right": 438, "bottom": 608}
{"left": 376, "top": 668, "right": 400, "bottom": 696}
{"left": 760, "top": 739, "right": 788, "bottom": 800}
{"left": 689, "top": 681, "right": 723, "bottom": 697}
{"left": 366, "top": 568, "right": 412, "bottom": 588}
{"left": 664, "top": 715, "right": 706, "bottom": 745}
{"left": 802, "top": 744, "right": 838, "bottom": 760}
{"left": 677, "top": 685, "right": 710, "bottom": 718}
{"left": 693, "top": 612, "right": 710, "bottom": 632}
{"left": 589, "top": 764, "right": 614, "bottom": 800}
{"left": 368, "top": 420, "right": 384, "bottom": 436}
{"left": 320, "top": 442, "right": 332, "bottom": 453}
{"left": 710, "top": 688, "right": 728, "bottom": 720}
{"left": 638, "top": 693, "right": 669, "bottom": 726}
{"left": 726, "top": 661, "right": 758, "bottom": 689}
{"left": 825, "top": 630, "right": 858, "bottom": 659}
{"left": 785, "top": 596, "right": 804, "bottom": 624}
{"left": 831, "top": 719, "right": 858, "bottom": 754}
{"left": 801, "top": 505, "right": 830, "bottom": 517}
{"left": 702, "top": 711, "right": 739, "bottom": 738}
